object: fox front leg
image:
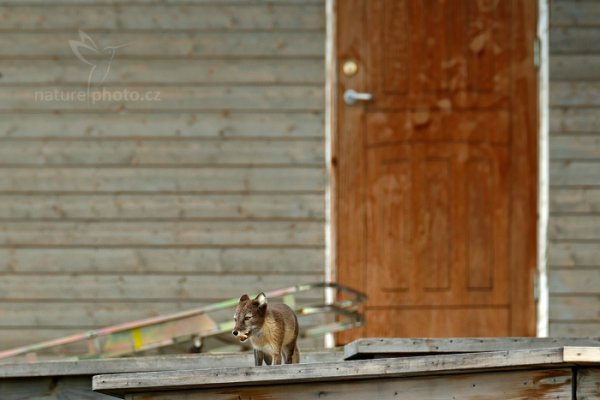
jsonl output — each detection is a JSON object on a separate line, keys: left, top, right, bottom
{"left": 254, "top": 349, "right": 265, "bottom": 366}
{"left": 272, "top": 350, "right": 282, "bottom": 365}
{"left": 263, "top": 353, "right": 272, "bottom": 365}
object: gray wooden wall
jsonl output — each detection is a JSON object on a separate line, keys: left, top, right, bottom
{"left": 549, "top": 1, "right": 600, "bottom": 336}
{"left": 0, "top": 0, "right": 326, "bottom": 351}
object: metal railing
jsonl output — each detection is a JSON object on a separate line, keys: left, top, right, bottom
{"left": 0, "top": 282, "right": 366, "bottom": 362}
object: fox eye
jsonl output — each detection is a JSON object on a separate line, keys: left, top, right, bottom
{"left": 244, "top": 316, "right": 252, "bottom": 320}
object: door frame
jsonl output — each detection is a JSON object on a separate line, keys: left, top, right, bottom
{"left": 536, "top": 0, "right": 550, "bottom": 338}
{"left": 323, "top": 0, "right": 548, "bottom": 340}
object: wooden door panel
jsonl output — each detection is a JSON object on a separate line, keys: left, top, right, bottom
{"left": 366, "top": 0, "right": 512, "bottom": 109}
{"left": 366, "top": 144, "right": 508, "bottom": 307}
{"left": 366, "top": 145, "right": 413, "bottom": 296}
{"left": 365, "top": 308, "right": 510, "bottom": 337}
{"left": 421, "top": 156, "right": 452, "bottom": 292}
{"left": 365, "top": 111, "right": 510, "bottom": 145}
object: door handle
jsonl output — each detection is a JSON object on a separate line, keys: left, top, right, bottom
{"left": 343, "top": 89, "right": 373, "bottom": 105}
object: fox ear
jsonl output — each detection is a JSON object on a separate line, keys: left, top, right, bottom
{"left": 239, "top": 294, "right": 250, "bottom": 302}
{"left": 255, "top": 292, "right": 267, "bottom": 307}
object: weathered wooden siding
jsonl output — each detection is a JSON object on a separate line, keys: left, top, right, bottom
{"left": 0, "top": 0, "right": 326, "bottom": 351}
{"left": 549, "top": 1, "right": 600, "bottom": 336}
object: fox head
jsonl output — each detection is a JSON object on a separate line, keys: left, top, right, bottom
{"left": 232, "top": 292, "right": 267, "bottom": 342}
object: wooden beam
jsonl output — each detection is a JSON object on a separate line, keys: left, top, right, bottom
{"left": 93, "top": 348, "right": 570, "bottom": 396}
{"left": 564, "top": 347, "right": 600, "bottom": 364}
{"left": 0, "top": 351, "right": 344, "bottom": 379}
{"left": 344, "top": 338, "right": 600, "bottom": 360}
{"left": 128, "top": 369, "right": 573, "bottom": 400}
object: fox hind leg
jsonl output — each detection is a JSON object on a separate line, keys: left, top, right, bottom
{"left": 284, "top": 342, "right": 300, "bottom": 364}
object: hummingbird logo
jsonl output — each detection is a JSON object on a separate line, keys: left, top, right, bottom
{"left": 69, "top": 30, "right": 129, "bottom": 97}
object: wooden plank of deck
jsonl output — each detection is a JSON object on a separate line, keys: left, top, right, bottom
{"left": 92, "top": 348, "right": 572, "bottom": 396}
{"left": 129, "top": 368, "right": 573, "bottom": 400}
{"left": 0, "top": 376, "right": 114, "bottom": 400}
{"left": 0, "top": 350, "right": 344, "bottom": 378}
{"left": 564, "top": 347, "right": 600, "bottom": 364}
{"left": 344, "top": 338, "right": 600, "bottom": 360}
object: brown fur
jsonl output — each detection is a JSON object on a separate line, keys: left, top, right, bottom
{"left": 232, "top": 293, "right": 300, "bottom": 365}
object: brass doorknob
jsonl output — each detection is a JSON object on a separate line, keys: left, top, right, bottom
{"left": 342, "top": 60, "right": 359, "bottom": 76}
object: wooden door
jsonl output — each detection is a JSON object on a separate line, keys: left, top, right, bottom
{"left": 335, "top": 0, "right": 538, "bottom": 340}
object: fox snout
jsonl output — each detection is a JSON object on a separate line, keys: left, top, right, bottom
{"left": 232, "top": 329, "right": 249, "bottom": 342}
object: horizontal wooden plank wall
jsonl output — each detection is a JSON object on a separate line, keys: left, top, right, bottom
{"left": 549, "top": 1, "right": 600, "bottom": 336}
{"left": 0, "top": 0, "right": 326, "bottom": 351}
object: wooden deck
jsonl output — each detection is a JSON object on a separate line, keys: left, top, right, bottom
{"left": 4, "top": 339, "right": 600, "bottom": 399}
{"left": 92, "top": 340, "right": 600, "bottom": 399}
{"left": 0, "top": 351, "right": 343, "bottom": 399}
